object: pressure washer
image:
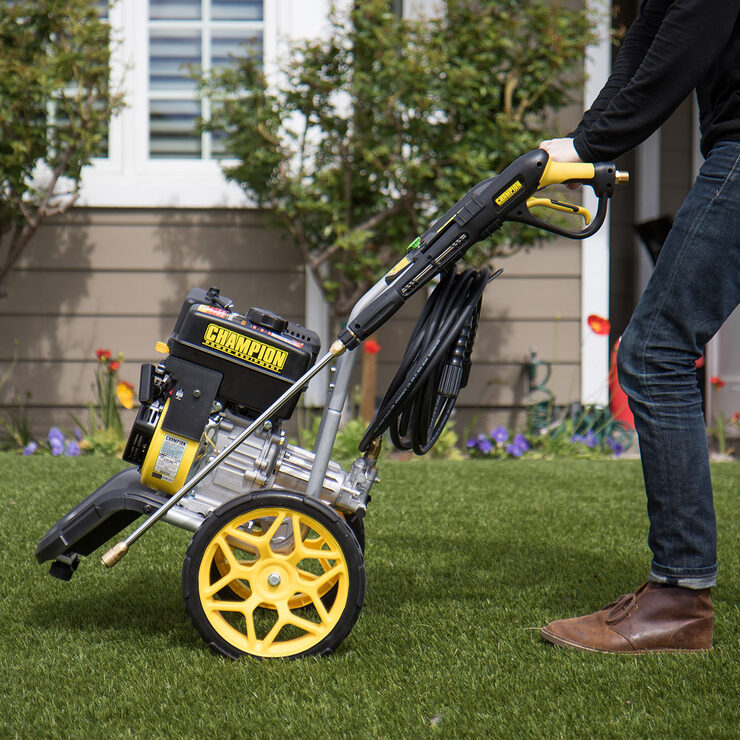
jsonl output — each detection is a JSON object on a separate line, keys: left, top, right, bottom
{"left": 35, "top": 149, "right": 628, "bottom": 659}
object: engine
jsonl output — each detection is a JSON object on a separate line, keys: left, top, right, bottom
{"left": 122, "top": 286, "right": 375, "bottom": 520}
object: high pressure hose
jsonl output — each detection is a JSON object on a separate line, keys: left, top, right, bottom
{"left": 359, "top": 266, "right": 501, "bottom": 455}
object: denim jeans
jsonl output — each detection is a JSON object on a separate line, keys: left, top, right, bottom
{"left": 617, "top": 141, "right": 740, "bottom": 589}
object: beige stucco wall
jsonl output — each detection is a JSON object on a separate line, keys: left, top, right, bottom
{"left": 0, "top": 208, "right": 305, "bottom": 434}
{"left": 0, "top": 207, "right": 582, "bottom": 441}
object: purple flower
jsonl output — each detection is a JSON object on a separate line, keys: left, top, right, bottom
{"left": 570, "top": 433, "right": 587, "bottom": 445}
{"left": 506, "top": 443, "right": 524, "bottom": 458}
{"left": 65, "top": 440, "right": 81, "bottom": 457}
{"left": 512, "top": 434, "right": 530, "bottom": 452}
{"left": 48, "top": 427, "right": 65, "bottom": 444}
{"left": 585, "top": 430, "right": 598, "bottom": 448}
{"left": 49, "top": 437, "right": 64, "bottom": 456}
{"left": 23, "top": 441, "right": 38, "bottom": 456}
{"left": 476, "top": 434, "right": 494, "bottom": 454}
{"left": 74, "top": 427, "right": 84, "bottom": 441}
{"left": 466, "top": 437, "right": 478, "bottom": 448}
{"left": 490, "top": 426, "right": 509, "bottom": 444}
{"left": 607, "top": 438, "right": 625, "bottom": 458}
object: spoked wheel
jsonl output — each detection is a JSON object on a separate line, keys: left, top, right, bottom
{"left": 182, "top": 491, "right": 365, "bottom": 659}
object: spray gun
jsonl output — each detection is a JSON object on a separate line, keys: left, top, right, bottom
{"left": 338, "top": 148, "right": 627, "bottom": 350}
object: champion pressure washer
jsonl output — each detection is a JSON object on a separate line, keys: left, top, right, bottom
{"left": 36, "top": 149, "right": 628, "bottom": 659}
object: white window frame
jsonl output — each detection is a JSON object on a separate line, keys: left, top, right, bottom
{"left": 77, "top": 0, "right": 327, "bottom": 208}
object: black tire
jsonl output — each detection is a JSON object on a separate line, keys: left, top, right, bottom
{"left": 345, "top": 514, "right": 366, "bottom": 553}
{"left": 182, "top": 490, "right": 365, "bottom": 659}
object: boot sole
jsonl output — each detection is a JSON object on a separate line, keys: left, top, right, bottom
{"left": 540, "top": 627, "right": 713, "bottom": 654}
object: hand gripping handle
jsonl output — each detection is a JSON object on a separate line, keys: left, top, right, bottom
{"left": 506, "top": 159, "right": 629, "bottom": 239}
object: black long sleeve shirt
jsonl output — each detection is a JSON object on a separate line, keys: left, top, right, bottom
{"left": 572, "top": 0, "right": 740, "bottom": 162}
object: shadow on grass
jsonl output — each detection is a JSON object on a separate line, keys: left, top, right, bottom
{"left": 365, "top": 531, "right": 647, "bottom": 613}
{"left": 29, "top": 568, "right": 197, "bottom": 649}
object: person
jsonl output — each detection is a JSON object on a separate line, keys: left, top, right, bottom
{"left": 538, "top": 0, "right": 740, "bottom": 653}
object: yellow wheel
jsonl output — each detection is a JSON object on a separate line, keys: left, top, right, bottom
{"left": 182, "top": 491, "right": 365, "bottom": 659}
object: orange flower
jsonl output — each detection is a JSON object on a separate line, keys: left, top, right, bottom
{"left": 732, "top": 412, "right": 739, "bottom": 425}
{"left": 364, "top": 339, "right": 382, "bottom": 355}
{"left": 108, "top": 360, "right": 120, "bottom": 372}
{"left": 711, "top": 376, "right": 725, "bottom": 389}
{"left": 587, "top": 314, "right": 611, "bottom": 336}
{"left": 96, "top": 348, "right": 112, "bottom": 362}
{"left": 694, "top": 355, "right": 705, "bottom": 369}
{"left": 116, "top": 381, "right": 135, "bottom": 409}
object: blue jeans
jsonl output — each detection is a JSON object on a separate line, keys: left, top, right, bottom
{"left": 617, "top": 141, "right": 740, "bottom": 589}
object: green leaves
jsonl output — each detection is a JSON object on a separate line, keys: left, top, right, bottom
{"left": 202, "top": 0, "right": 595, "bottom": 317}
{"left": 0, "top": 0, "right": 123, "bottom": 292}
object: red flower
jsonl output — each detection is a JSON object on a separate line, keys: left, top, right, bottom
{"left": 587, "top": 314, "right": 611, "bottom": 336}
{"left": 732, "top": 412, "right": 739, "bottom": 425}
{"left": 711, "top": 376, "right": 725, "bottom": 389}
{"left": 96, "top": 349, "right": 112, "bottom": 362}
{"left": 364, "top": 339, "right": 382, "bottom": 355}
{"left": 694, "top": 355, "right": 705, "bottom": 369}
{"left": 108, "top": 360, "right": 120, "bottom": 372}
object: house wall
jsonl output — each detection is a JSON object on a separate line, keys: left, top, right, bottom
{"left": 0, "top": 208, "right": 305, "bottom": 435}
{"left": 0, "top": 208, "right": 581, "bottom": 442}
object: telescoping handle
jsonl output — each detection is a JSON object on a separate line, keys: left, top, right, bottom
{"left": 337, "top": 149, "right": 628, "bottom": 350}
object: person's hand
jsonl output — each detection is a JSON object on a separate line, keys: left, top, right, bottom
{"left": 539, "top": 138, "right": 582, "bottom": 189}
{"left": 539, "top": 137, "right": 582, "bottom": 162}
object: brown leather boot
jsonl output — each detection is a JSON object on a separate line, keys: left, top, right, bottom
{"left": 541, "top": 583, "right": 713, "bottom": 653}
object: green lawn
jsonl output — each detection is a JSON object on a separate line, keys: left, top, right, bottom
{"left": 1, "top": 454, "right": 738, "bottom": 738}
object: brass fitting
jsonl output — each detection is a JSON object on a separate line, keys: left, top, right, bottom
{"left": 615, "top": 170, "right": 630, "bottom": 184}
{"left": 330, "top": 339, "right": 347, "bottom": 356}
{"left": 101, "top": 541, "right": 128, "bottom": 568}
{"left": 363, "top": 437, "right": 383, "bottom": 461}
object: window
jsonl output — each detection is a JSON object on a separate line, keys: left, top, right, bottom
{"left": 79, "top": 0, "right": 341, "bottom": 208}
{"left": 79, "top": 0, "right": 268, "bottom": 207}
{"left": 148, "top": 0, "right": 263, "bottom": 159}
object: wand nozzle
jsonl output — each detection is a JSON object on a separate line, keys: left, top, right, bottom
{"left": 101, "top": 542, "right": 128, "bottom": 568}
{"left": 616, "top": 170, "right": 630, "bottom": 184}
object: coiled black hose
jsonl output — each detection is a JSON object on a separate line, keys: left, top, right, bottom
{"left": 359, "top": 266, "right": 501, "bottom": 455}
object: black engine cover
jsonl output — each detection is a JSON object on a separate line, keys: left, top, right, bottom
{"left": 167, "top": 289, "right": 321, "bottom": 420}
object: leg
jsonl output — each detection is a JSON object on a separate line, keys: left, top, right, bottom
{"left": 541, "top": 141, "right": 740, "bottom": 652}
{"left": 618, "top": 141, "right": 740, "bottom": 589}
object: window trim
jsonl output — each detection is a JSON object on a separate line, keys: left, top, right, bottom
{"left": 78, "top": 0, "right": 274, "bottom": 208}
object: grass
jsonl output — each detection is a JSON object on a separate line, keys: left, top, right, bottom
{"left": 1, "top": 453, "right": 738, "bottom": 738}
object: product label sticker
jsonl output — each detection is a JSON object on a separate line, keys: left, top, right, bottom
{"left": 153, "top": 434, "right": 187, "bottom": 482}
{"left": 202, "top": 323, "right": 288, "bottom": 373}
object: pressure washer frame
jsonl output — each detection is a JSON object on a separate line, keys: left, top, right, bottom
{"left": 35, "top": 149, "right": 628, "bottom": 657}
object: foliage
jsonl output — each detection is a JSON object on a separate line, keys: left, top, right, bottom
{"left": 72, "top": 349, "right": 134, "bottom": 454}
{"left": 200, "top": 0, "right": 595, "bottom": 318}
{"left": 295, "top": 408, "right": 465, "bottom": 461}
{"left": 0, "top": 341, "right": 32, "bottom": 449}
{"left": 468, "top": 403, "right": 635, "bottom": 460}
{"left": 708, "top": 376, "right": 738, "bottom": 458}
{"left": 0, "top": 0, "right": 123, "bottom": 295}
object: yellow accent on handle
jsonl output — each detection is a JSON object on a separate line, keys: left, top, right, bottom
{"left": 155, "top": 341, "right": 169, "bottom": 354}
{"left": 538, "top": 159, "right": 596, "bottom": 188}
{"left": 526, "top": 197, "right": 592, "bottom": 225}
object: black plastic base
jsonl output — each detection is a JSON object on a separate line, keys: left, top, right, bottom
{"left": 35, "top": 467, "right": 170, "bottom": 578}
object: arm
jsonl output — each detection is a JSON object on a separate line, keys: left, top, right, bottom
{"left": 571, "top": 0, "right": 665, "bottom": 140}
{"left": 573, "top": 0, "right": 740, "bottom": 162}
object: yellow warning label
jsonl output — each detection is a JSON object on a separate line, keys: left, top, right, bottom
{"left": 495, "top": 180, "right": 523, "bottom": 206}
{"left": 203, "top": 323, "right": 288, "bottom": 373}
